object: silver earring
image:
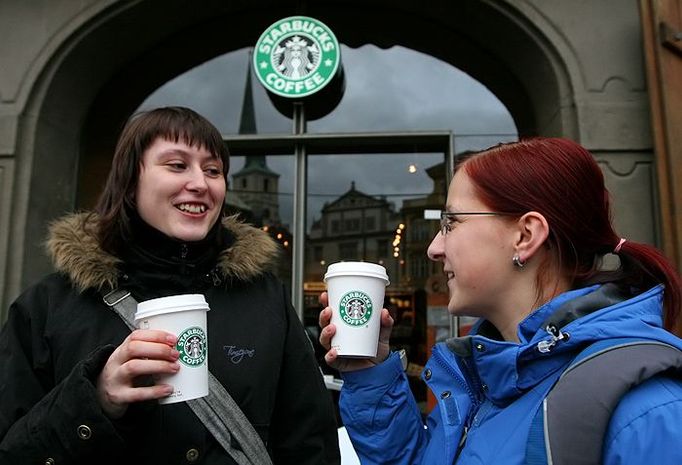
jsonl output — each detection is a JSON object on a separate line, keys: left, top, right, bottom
{"left": 512, "top": 254, "right": 525, "bottom": 268}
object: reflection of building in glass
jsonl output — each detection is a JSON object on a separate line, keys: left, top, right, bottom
{"left": 231, "top": 155, "right": 280, "bottom": 225}
{"left": 227, "top": 156, "right": 292, "bottom": 287}
{"left": 400, "top": 162, "right": 447, "bottom": 290}
{"left": 224, "top": 189, "right": 253, "bottom": 219}
{"left": 394, "top": 162, "right": 446, "bottom": 372}
{"left": 302, "top": 163, "right": 448, "bottom": 405}
{"left": 305, "top": 181, "right": 401, "bottom": 283}
{"left": 303, "top": 164, "right": 447, "bottom": 291}
{"left": 224, "top": 60, "right": 292, "bottom": 286}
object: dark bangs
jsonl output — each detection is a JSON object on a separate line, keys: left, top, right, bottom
{"left": 132, "top": 107, "right": 230, "bottom": 176}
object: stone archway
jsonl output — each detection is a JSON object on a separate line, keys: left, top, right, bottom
{"left": 8, "top": 0, "right": 575, "bottom": 307}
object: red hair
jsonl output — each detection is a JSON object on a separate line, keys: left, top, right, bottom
{"left": 460, "top": 138, "right": 681, "bottom": 333}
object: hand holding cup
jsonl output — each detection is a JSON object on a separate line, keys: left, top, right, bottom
{"left": 97, "top": 329, "right": 180, "bottom": 419}
{"left": 322, "top": 261, "right": 390, "bottom": 360}
{"left": 318, "top": 291, "right": 394, "bottom": 372}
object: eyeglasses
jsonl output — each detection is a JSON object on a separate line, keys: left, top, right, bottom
{"left": 440, "top": 211, "right": 515, "bottom": 236}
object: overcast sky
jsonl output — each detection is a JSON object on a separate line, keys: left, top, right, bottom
{"left": 139, "top": 45, "right": 517, "bottom": 229}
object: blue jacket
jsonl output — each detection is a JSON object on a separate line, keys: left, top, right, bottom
{"left": 339, "top": 284, "right": 682, "bottom": 464}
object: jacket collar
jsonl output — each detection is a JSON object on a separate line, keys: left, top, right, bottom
{"left": 446, "top": 284, "right": 667, "bottom": 404}
{"left": 124, "top": 209, "right": 225, "bottom": 264}
{"left": 45, "top": 212, "right": 280, "bottom": 292}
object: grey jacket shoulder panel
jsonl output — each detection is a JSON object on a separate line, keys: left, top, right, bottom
{"left": 45, "top": 212, "right": 280, "bottom": 292}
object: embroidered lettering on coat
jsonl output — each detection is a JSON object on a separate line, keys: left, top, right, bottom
{"left": 223, "top": 345, "right": 256, "bottom": 364}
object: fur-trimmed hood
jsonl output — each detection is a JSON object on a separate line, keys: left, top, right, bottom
{"left": 45, "top": 212, "right": 280, "bottom": 292}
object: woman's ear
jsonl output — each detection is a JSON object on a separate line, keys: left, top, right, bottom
{"left": 514, "top": 211, "right": 549, "bottom": 264}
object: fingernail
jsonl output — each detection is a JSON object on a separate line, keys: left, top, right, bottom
{"left": 170, "top": 349, "right": 180, "bottom": 359}
{"left": 166, "top": 335, "right": 177, "bottom": 345}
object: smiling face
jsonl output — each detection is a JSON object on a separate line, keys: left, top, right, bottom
{"left": 427, "top": 170, "right": 519, "bottom": 319}
{"left": 135, "top": 137, "right": 226, "bottom": 242}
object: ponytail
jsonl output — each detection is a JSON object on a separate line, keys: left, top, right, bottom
{"left": 616, "top": 240, "right": 681, "bottom": 335}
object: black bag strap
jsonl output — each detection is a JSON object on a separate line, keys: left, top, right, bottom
{"left": 526, "top": 338, "right": 682, "bottom": 465}
{"left": 102, "top": 289, "right": 273, "bottom": 465}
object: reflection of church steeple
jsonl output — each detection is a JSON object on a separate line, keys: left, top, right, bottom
{"left": 238, "top": 53, "right": 257, "bottom": 136}
{"left": 231, "top": 51, "right": 280, "bottom": 225}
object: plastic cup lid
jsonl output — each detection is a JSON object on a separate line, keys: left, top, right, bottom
{"left": 323, "top": 261, "right": 390, "bottom": 285}
{"left": 134, "top": 294, "right": 210, "bottom": 321}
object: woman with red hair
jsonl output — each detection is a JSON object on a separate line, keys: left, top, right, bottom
{"left": 320, "top": 137, "right": 682, "bottom": 464}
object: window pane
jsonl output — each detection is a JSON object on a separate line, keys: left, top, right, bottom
{"left": 305, "top": 151, "right": 446, "bottom": 412}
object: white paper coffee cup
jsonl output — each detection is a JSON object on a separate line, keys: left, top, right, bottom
{"left": 134, "top": 294, "right": 210, "bottom": 404}
{"left": 324, "top": 262, "right": 390, "bottom": 358}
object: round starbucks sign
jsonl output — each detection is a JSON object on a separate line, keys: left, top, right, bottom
{"left": 253, "top": 16, "right": 340, "bottom": 98}
{"left": 339, "top": 291, "right": 374, "bottom": 326}
{"left": 176, "top": 326, "right": 207, "bottom": 367}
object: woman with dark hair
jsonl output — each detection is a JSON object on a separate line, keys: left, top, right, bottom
{"left": 319, "top": 137, "right": 682, "bottom": 464}
{"left": 0, "top": 106, "right": 340, "bottom": 465}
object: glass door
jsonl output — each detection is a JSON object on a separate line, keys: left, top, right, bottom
{"left": 225, "top": 131, "right": 454, "bottom": 414}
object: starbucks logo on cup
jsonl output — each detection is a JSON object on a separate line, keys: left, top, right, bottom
{"left": 339, "top": 291, "right": 373, "bottom": 326}
{"left": 254, "top": 16, "right": 340, "bottom": 98}
{"left": 176, "top": 326, "right": 207, "bottom": 367}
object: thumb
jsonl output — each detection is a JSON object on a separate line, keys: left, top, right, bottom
{"left": 378, "top": 308, "right": 394, "bottom": 343}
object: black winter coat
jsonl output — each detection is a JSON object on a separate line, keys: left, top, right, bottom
{"left": 0, "top": 213, "right": 340, "bottom": 465}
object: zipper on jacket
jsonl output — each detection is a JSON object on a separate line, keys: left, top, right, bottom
{"left": 431, "top": 346, "right": 484, "bottom": 459}
{"left": 210, "top": 268, "right": 222, "bottom": 286}
{"left": 454, "top": 355, "right": 484, "bottom": 460}
{"left": 457, "top": 425, "right": 469, "bottom": 457}
{"left": 455, "top": 399, "right": 495, "bottom": 462}
{"left": 458, "top": 356, "right": 484, "bottom": 402}
{"left": 432, "top": 345, "right": 486, "bottom": 462}
{"left": 178, "top": 243, "right": 192, "bottom": 275}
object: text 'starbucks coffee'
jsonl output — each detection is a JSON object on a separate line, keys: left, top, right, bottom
{"left": 252, "top": 15, "right": 346, "bottom": 120}
{"left": 324, "top": 262, "right": 390, "bottom": 358}
{"left": 134, "top": 294, "right": 210, "bottom": 404}
{"left": 253, "top": 16, "right": 340, "bottom": 99}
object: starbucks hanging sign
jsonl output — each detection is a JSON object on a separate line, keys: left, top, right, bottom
{"left": 254, "top": 16, "right": 341, "bottom": 98}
